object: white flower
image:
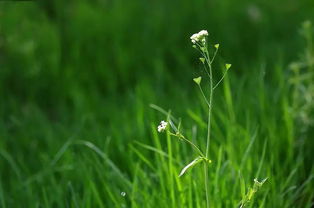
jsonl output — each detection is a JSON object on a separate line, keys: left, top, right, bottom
{"left": 157, "top": 120, "right": 168, "bottom": 132}
{"left": 190, "top": 30, "right": 208, "bottom": 44}
{"left": 190, "top": 33, "right": 199, "bottom": 44}
{"left": 198, "top": 30, "right": 208, "bottom": 36}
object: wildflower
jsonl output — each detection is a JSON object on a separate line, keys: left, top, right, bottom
{"left": 190, "top": 34, "right": 198, "bottom": 44}
{"left": 157, "top": 120, "right": 168, "bottom": 132}
{"left": 190, "top": 30, "right": 208, "bottom": 44}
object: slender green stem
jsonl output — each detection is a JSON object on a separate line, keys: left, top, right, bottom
{"left": 198, "top": 85, "right": 210, "bottom": 107}
{"left": 210, "top": 47, "right": 219, "bottom": 65}
{"left": 169, "top": 133, "right": 204, "bottom": 157}
{"left": 213, "top": 68, "right": 230, "bottom": 90}
{"left": 205, "top": 47, "right": 213, "bottom": 158}
{"left": 204, "top": 163, "right": 209, "bottom": 208}
{"left": 195, "top": 42, "right": 211, "bottom": 78}
{"left": 204, "top": 46, "right": 213, "bottom": 208}
{"left": 180, "top": 135, "right": 205, "bottom": 157}
{"left": 194, "top": 40, "right": 216, "bottom": 208}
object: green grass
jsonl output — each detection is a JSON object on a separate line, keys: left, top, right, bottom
{"left": 0, "top": 0, "right": 313, "bottom": 207}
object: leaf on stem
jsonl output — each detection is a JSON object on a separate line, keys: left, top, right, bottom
{"left": 193, "top": 76, "right": 202, "bottom": 85}
{"left": 225, "top": 63, "right": 232, "bottom": 70}
{"left": 179, "top": 156, "right": 204, "bottom": 177}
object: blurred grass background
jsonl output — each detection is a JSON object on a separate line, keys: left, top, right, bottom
{"left": 0, "top": 0, "right": 313, "bottom": 207}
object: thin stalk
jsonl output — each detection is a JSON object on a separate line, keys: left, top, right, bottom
{"left": 205, "top": 47, "right": 213, "bottom": 158}
{"left": 213, "top": 68, "right": 230, "bottom": 90}
{"left": 210, "top": 47, "right": 219, "bottom": 65}
{"left": 198, "top": 85, "right": 210, "bottom": 107}
{"left": 167, "top": 131, "right": 176, "bottom": 208}
{"left": 195, "top": 42, "right": 211, "bottom": 78}
{"left": 205, "top": 47, "right": 213, "bottom": 208}
{"left": 204, "top": 163, "right": 209, "bottom": 208}
{"left": 169, "top": 133, "right": 204, "bottom": 157}
{"left": 195, "top": 40, "right": 218, "bottom": 208}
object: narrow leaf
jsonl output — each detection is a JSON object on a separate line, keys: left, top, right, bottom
{"left": 179, "top": 157, "right": 203, "bottom": 177}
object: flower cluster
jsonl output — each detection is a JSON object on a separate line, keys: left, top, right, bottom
{"left": 157, "top": 120, "right": 168, "bottom": 132}
{"left": 190, "top": 30, "right": 208, "bottom": 44}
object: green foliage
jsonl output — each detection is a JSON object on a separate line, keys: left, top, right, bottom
{"left": 240, "top": 178, "right": 268, "bottom": 207}
{"left": 0, "top": 0, "right": 313, "bottom": 207}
